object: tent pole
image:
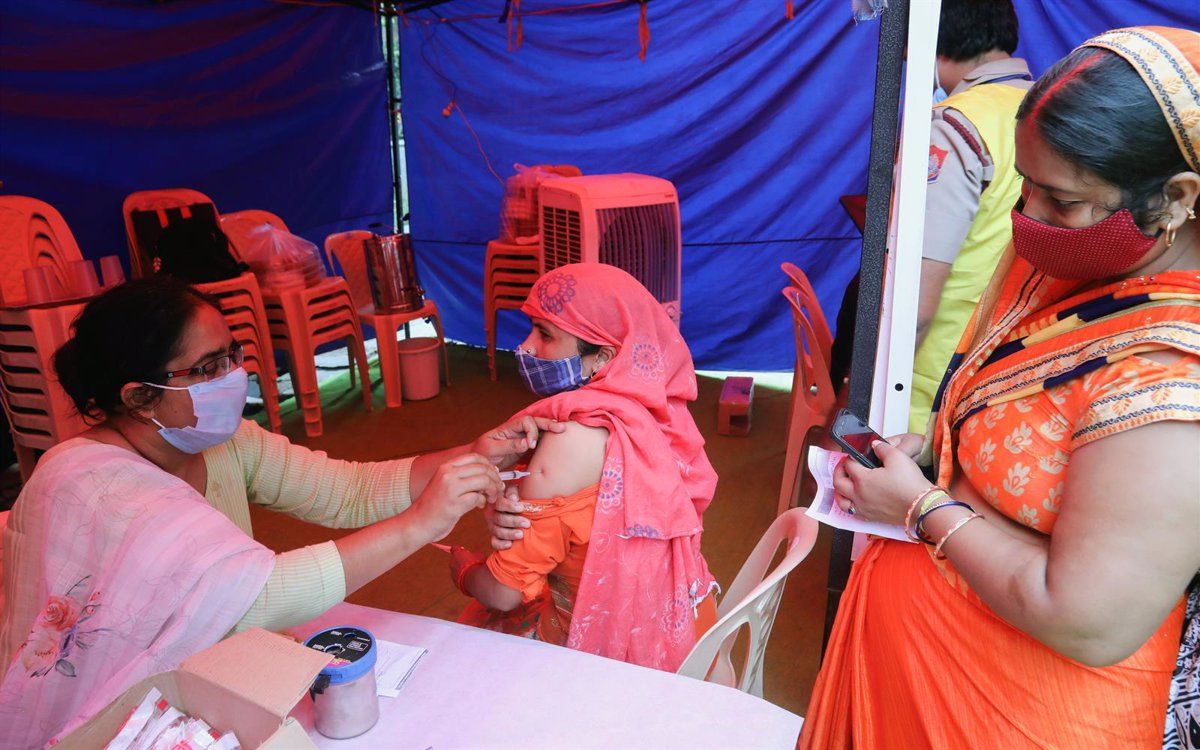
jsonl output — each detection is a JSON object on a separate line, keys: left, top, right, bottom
{"left": 383, "top": 9, "right": 409, "bottom": 231}
{"left": 821, "top": 0, "right": 908, "bottom": 655}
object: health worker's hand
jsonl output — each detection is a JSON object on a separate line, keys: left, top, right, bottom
{"left": 408, "top": 454, "right": 501, "bottom": 543}
{"left": 472, "top": 415, "right": 565, "bottom": 469}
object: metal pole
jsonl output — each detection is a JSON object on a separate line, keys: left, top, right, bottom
{"left": 383, "top": 10, "right": 408, "bottom": 231}
{"left": 821, "top": 0, "right": 909, "bottom": 653}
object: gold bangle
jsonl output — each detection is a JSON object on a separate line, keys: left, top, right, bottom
{"left": 933, "top": 513, "right": 983, "bottom": 559}
{"left": 905, "top": 486, "right": 946, "bottom": 541}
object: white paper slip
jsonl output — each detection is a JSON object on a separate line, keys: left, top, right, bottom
{"left": 375, "top": 639, "right": 428, "bottom": 698}
{"left": 805, "top": 446, "right": 912, "bottom": 543}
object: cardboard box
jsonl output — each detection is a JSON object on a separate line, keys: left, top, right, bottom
{"left": 58, "top": 628, "right": 332, "bottom": 749}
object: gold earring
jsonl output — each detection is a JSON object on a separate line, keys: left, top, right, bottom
{"left": 1188, "top": 206, "right": 1197, "bottom": 221}
{"left": 1165, "top": 220, "right": 1177, "bottom": 248}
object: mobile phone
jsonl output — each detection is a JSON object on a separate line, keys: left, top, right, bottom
{"left": 829, "top": 408, "right": 887, "bottom": 469}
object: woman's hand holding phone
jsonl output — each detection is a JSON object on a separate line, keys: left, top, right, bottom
{"left": 829, "top": 409, "right": 888, "bottom": 468}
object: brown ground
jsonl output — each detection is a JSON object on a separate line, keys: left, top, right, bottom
{"left": 210, "top": 344, "right": 829, "bottom": 715}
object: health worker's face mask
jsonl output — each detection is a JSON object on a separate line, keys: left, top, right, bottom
{"left": 1010, "top": 208, "right": 1161, "bottom": 280}
{"left": 142, "top": 368, "right": 249, "bottom": 453}
{"left": 516, "top": 350, "right": 589, "bottom": 397}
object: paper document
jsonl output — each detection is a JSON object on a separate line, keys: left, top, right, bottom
{"left": 375, "top": 639, "right": 427, "bottom": 698}
{"left": 805, "top": 446, "right": 912, "bottom": 543}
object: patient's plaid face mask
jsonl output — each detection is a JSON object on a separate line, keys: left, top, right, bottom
{"left": 515, "top": 349, "right": 589, "bottom": 397}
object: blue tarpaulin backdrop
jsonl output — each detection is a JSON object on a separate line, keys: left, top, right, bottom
{"left": 0, "top": 1, "right": 393, "bottom": 269}
{"left": 399, "top": 0, "right": 1196, "bottom": 370}
{"left": 401, "top": 0, "right": 878, "bottom": 370}
{"left": 2, "top": 0, "right": 1196, "bottom": 369}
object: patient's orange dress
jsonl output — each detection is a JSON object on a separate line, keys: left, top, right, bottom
{"left": 459, "top": 483, "right": 716, "bottom": 645}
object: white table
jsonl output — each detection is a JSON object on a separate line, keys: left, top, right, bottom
{"left": 293, "top": 603, "right": 803, "bottom": 749}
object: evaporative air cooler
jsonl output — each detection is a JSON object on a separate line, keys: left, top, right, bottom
{"left": 538, "top": 173, "right": 682, "bottom": 324}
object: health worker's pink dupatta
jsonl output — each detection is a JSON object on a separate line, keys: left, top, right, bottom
{"left": 0, "top": 439, "right": 274, "bottom": 748}
{"left": 517, "top": 262, "right": 718, "bottom": 671}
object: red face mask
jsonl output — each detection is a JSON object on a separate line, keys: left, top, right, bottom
{"left": 1010, "top": 208, "right": 1161, "bottom": 280}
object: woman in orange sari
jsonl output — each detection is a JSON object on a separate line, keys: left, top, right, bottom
{"left": 801, "top": 27, "right": 1200, "bottom": 749}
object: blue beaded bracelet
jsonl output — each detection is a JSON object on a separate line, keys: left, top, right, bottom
{"left": 915, "top": 500, "right": 975, "bottom": 544}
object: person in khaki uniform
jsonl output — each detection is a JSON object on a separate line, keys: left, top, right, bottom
{"left": 827, "top": 0, "right": 1030, "bottom": 432}
{"left": 910, "top": 0, "right": 1032, "bottom": 432}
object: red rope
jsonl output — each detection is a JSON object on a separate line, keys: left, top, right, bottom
{"left": 786, "top": 1, "right": 794, "bottom": 20}
{"left": 637, "top": 1, "right": 649, "bottom": 61}
{"left": 517, "top": 0, "right": 524, "bottom": 50}
{"left": 506, "top": 0, "right": 525, "bottom": 52}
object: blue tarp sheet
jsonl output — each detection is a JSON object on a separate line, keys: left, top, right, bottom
{"left": 0, "top": 1, "right": 393, "bottom": 270}
{"left": 400, "top": 0, "right": 878, "bottom": 370}
{"left": 1, "top": 0, "right": 1195, "bottom": 369}
{"left": 399, "top": 0, "right": 1195, "bottom": 369}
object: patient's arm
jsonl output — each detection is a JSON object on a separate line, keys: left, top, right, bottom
{"left": 461, "top": 421, "right": 608, "bottom": 612}
{"left": 519, "top": 420, "right": 608, "bottom": 499}
{"left": 458, "top": 548, "right": 524, "bottom": 612}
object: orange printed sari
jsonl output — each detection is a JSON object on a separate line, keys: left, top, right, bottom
{"left": 800, "top": 252, "right": 1200, "bottom": 749}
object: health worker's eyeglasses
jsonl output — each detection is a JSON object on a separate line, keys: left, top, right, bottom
{"left": 161, "top": 342, "right": 244, "bottom": 382}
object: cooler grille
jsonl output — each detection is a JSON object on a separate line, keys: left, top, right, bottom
{"left": 596, "top": 203, "right": 679, "bottom": 303}
{"left": 541, "top": 206, "right": 582, "bottom": 270}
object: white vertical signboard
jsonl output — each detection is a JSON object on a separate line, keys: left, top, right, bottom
{"left": 869, "top": 0, "right": 941, "bottom": 438}
{"left": 852, "top": 0, "right": 941, "bottom": 559}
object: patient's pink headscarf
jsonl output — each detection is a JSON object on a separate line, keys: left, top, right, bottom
{"left": 517, "top": 262, "right": 718, "bottom": 671}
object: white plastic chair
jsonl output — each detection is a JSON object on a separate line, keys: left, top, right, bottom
{"left": 677, "top": 508, "right": 818, "bottom": 696}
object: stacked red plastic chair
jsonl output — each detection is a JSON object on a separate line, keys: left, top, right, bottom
{"left": 218, "top": 210, "right": 370, "bottom": 437}
{"left": 780, "top": 262, "right": 833, "bottom": 365}
{"left": 0, "top": 196, "right": 92, "bottom": 477}
{"left": 484, "top": 239, "right": 540, "bottom": 380}
{"left": 485, "top": 164, "right": 582, "bottom": 380}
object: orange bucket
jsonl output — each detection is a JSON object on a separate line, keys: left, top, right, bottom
{"left": 396, "top": 337, "right": 441, "bottom": 400}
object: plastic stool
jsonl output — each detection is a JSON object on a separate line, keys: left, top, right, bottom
{"left": 717, "top": 376, "right": 754, "bottom": 436}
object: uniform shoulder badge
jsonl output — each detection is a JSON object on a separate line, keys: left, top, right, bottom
{"left": 928, "top": 145, "right": 949, "bottom": 183}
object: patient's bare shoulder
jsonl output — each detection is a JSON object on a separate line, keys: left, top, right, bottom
{"left": 519, "top": 421, "right": 608, "bottom": 500}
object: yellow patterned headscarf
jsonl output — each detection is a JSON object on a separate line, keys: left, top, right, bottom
{"left": 1080, "top": 26, "right": 1200, "bottom": 173}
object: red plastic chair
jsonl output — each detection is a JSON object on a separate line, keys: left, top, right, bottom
{"left": 223, "top": 211, "right": 365, "bottom": 389}
{"left": 0, "top": 196, "right": 86, "bottom": 304}
{"left": 484, "top": 239, "right": 540, "bottom": 380}
{"left": 324, "top": 231, "right": 449, "bottom": 409}
{"left": 122, "top": 189, "right": 220, "bottom": 279}
{"left": 220, "top": 209, "right": 287, "bottom": 235}
{"left": 259, "top": 277, "right": 372, "bottom": 435}
{"left": 201, "top": 273, "right": 283, "bottom": 433}
{"left": 122, "top": 190, "right": 286, "bottom": 432}
{"left": 220, "top": 214, "right": 370, "bottom": 436}
{"left": 0, "top": 198, "right": 93, "bottom": 476}
{"left": 0, "top": 300, "right": 89, "bottom": 479}
{"left": 779, "top": 286, "right": 836, "bottom": 516}
{"left": 780, "top": 262, "right": 833, "bottom": 366}
{"left": 219, "top": 209, "right": 291, "bottom": 273}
